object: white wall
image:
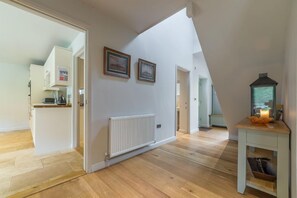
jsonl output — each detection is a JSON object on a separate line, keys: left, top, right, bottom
{"left": 212, "top": 88, "right": 222, "bottom": 115}
{"left": 69, "top": 32, "right": 85, "bottom": 56}
{"left": 16, "top": 0, "right": 196, "bottom": 170}
{"left": 282, "top": 1, "right": 297, "bottom": 197}
{"left": 191, "top": 0, "right": 290, "bottom": 139}
{"left": 0, "top": 63, "right": 29, "bottom": 131}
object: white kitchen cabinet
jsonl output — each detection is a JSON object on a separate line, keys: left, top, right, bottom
{"left": 44, "top": 46, "right": 72, "bottom": 88}
{"left": 29, "top": 64, "right": 55, "bottom": 129}
{"left": 32, "top": 105, "right": 72, "bottom": 155}
{"left": 30, "top": 64, "right": 54, "bottom": 104}
{"left": 31, "top": 108, "right": 36, "bottom": 144}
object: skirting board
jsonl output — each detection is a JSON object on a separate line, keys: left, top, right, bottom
{"left": 199, "top": 124, "right": 210, "bottom": 128}
{"left": 0, "top": 125, "right": 30, "bottom": 132}
{"left": 229, "top": 133, "right": 238, "bottom": 141}
{"left": 178, "top": 129, "right": 187, "bottom": 133}
{"left": 91, "top": 136, "right": 176, "bottom": 172}
{"left": 190, "top": 128, "right": 199, "bottom": 134}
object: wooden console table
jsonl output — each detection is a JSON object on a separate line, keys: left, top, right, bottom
{"left": 236, "top": 118, "right": 290, "bottom": 197}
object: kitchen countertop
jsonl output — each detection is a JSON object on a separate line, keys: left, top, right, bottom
{"left": 33, "top": 104, "right": 72, "bottom": 108}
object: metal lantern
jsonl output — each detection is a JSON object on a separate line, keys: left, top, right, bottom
{"left": 250, "top": 73, "right": 278, "bottom": 118}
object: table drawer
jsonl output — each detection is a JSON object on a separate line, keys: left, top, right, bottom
{"left": 246, "top": 131, "right": 278, "bottom": 149}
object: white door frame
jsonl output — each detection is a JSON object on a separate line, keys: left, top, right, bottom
{"left": 5, "top": 0, "right": 91, "bottom": 172}
{"left": 175, "top": 65, "right": 190, "bottom": 134}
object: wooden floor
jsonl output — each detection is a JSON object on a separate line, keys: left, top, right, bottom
{"left": 28, "top": 128, "right": 275, "bottom": 198}
{"left": 0, "top": 130, "right": 85, "bottom": 198}
{"left": 0, "top": 130, "right": 34, "bottom": 153}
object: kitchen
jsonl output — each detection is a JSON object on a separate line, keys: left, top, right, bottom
{"left": 29, "top": 46, "right": 74, "bottom": 155}
{"left": 0, "top": 1, "right": 86, "bottom": 196}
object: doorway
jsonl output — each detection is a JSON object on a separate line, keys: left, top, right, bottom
{"left": 199, "top": 78, "right": 208, "bottom": 127}
{"left": 74, "top": 54, "right": 85, "bottom": 156}
{"left": 0, "top": 1, "right": 89, "bottom": 196}
{"left": 176, "top": 67, "right": 190, "bottom": 133}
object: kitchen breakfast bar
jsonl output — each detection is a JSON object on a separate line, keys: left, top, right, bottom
{"left": 31, "top": 104, "right": 72, "bottom": 155}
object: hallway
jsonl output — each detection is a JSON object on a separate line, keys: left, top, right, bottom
{"left": 28, "top": 128, "right": 273, "bottom": 197}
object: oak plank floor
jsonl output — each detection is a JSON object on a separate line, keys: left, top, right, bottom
{"left": 0, "top": 130, "right": 34, "bottom": 154}
{"left": 0, "top": 130, "right": 85, "bottom": 198}
{"left": 28, "top": 128, "right": 274, "bottom": 198}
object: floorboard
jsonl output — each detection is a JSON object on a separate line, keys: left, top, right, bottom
{"left": 0, "top": 130, "right": 85, "bottom": 198}
{"left": 28, "top": 128, "right": 275, "bottom": 198}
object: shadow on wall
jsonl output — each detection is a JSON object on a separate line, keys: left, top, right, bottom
{"left": 93, "top": 125, "right": 108, "bottom": 165}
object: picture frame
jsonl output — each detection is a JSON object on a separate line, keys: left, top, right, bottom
{"left": 104, "top": 47, "right": 131, "bottom": 79}
{"left": 138, "top": 58, "right": 156, "bottom": 83}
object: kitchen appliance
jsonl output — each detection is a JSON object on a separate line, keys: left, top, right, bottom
{"left": 57, "top": 95, "right": 66, "bottom": 105}
{"left": 42, "top": 98, "right": 56, "bottom": 104}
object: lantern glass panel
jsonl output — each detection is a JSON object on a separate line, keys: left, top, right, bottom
{"left": 252, "top": 86, "right": 274, "bottom": 116}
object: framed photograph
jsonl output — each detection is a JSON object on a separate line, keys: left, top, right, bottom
{"left": 104, "top": 47, "right": 131, "bottom": 79}
{"left": 138, "top": 59, "right": 156, "bottom": 83}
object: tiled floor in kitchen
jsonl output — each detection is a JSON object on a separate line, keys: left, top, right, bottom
{"left": 0, "top": 130, "right": 85, "bottom": 197}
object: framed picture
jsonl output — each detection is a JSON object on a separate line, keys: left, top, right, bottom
{"left": 138, "top": 59, "right": 156, "bottom": 83}
{"left": 104, "top": 47, "right": 131, "bottom": 79}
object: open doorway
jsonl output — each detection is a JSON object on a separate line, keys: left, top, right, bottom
{"left": 198, "top": 78, "right": 208, "bottom": 127}
{"left": 0, "top": 1, "right": 88, "bottom": 197}
{"left": 74, "top": 54, "right": 85, "bottom": 156}
{"left": 176, "top": 67, "right": 190, "bottom": 133}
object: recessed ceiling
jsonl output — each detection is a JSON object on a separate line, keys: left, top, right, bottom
{"left": 0, "top": 1, "right": 80, "bottom": 66}
{"left": 82, "top": 0, "right": 187, "bottom": 33}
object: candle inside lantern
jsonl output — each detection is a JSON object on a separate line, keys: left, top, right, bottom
{"left": 260, "top": 109, "right": 269, "bottom": 118}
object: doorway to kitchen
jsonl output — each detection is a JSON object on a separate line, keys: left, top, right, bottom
{"left": 0, "top": 1, "right": 89, "bottom": 197}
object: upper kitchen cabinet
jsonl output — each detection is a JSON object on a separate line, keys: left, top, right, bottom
{"left": 30, "top": 64, "right": 53, "bottom": 104}
{"left": 44, "top": 46, "right": 72, "bottom": 88}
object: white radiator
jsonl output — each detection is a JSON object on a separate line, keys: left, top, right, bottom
{"left": 108, "top": 114, "right": 155, "bottom": 158}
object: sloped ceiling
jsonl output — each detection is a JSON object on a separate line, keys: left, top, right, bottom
{"left": 0, "top": 1, "right": 80, "bottom": 66}
{"left": 191, "top": 0, "right": 291, "bottom": 138}
{"left": 81, "top": 0, "right": 187, "bottom": 33}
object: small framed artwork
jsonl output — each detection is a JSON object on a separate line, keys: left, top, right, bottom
{"left": 138, "top": 59, "right": 156, "bottom": 83}
{"left": 104, "top": 47, "right": 131, "bottom": 79}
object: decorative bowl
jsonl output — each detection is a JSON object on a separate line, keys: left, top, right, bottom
{"left": 249, "top": 116, "right": 273, "bottom": 124}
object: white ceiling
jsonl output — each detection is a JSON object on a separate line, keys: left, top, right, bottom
{"left": 0, "top": 0, "right": 187, "bottom": 67}
{"left": 82, "top": 0, "right": 187, "bottom": 33}
{"left": 0, "top": 1, "right": 80, "bottom": 66}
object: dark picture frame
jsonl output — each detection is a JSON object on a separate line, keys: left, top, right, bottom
{"left": 104, "top": 47, "right": 131, "bottom": 79}
{"left": 138, "top": 59, "right": 156, "bottom": 83}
